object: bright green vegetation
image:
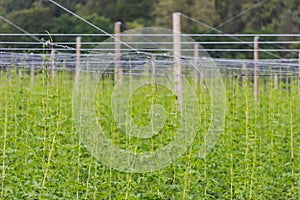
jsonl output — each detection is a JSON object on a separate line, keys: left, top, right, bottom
{"left": 0, "top": 70, "right": 299, "bottom": 199}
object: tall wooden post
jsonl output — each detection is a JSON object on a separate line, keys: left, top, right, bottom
{"left": 194, "top": 43, "right": 199, "bottom": 86}
{"left": 50, "top": 48, "right": 55, "bottom": 82}
{"left": 114, "top": 21, "right": 121, "bottom": 83}
{"left": 7, "top": 65, "right": 11, "bottom": 79}
{"left": 274, "top": 73, "right": 278, "bottom": 89}
{"left": 18, "top": 69, "right": 22, "bottom": 78}
{"left": 30, "top": 63, "right": 35, "bottom": 83}
{"left": 254, "top": 36, "right": 259, "bottom": 101}
{"left": 242, "top": 63, "right": 247, "bottom": 88}
{"left": 173, "top": 12, "right": 182, "bottom": 111}
{"left": 298, "top": 51, "right": 300, "bottom": 92}
{"left": 76, "top": 36, "right": 81, "bottom": 72}
{"left": 151, "top": 54, "right": 156, "bottom": 79}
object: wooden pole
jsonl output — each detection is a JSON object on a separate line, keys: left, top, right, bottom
{"left": 173, "top": 12, "right": 182, "bottom": 111}
{"left": 194, "top": 43, "right": 199, "bottom": 86}
{"left": 151, "top": 54, "right": 156, "bottom": 79}
{"left": 242, "top": 63, "right": 247, "bottom": 88}
{"left": 298, "top": 51, "right": 300, "bottom": 92}
{"left": 18, "top": 69, "right": 22, "bottom": 78}
{"left": 254, "top": 36, "right": 259, "bottom": 101}
{"left": 274, "top": 73, "right": 278, "bottom": 89}
{"left": 114, "top": 21, "right": 121, "bottom": 83}
{"left": 30, "top": 63, "right": 35, "bottom": 83}
{"left": 76, "top": 36, "right": 81, "bottom": 72}
{"left": 50, "top": 48, "right": 55, "bottom": 82}
{"left": 7, "top": 64, "right": 11, "bottom": 80}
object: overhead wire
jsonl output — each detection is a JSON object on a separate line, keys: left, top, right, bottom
{"left": 183, "top": 0, "right": 298, "bottom": 58}
{"left": 207, "top": 0, "right": 268, "bottom": 33}
{"left": 48, "top": 0, "right": 139, "bottom": 54}
{"left": 181, "top": 13, "right": 286, "bottom": 60}
{"left": 0, "top": 0, "right": 298, "bottom": 77}
{"left": 0, "top": 15, "right": 80, "bottom": 52}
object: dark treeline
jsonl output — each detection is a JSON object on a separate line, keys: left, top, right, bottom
{"left": 1, "top": 0, "right": 299, "bottom": 34}
{"left": 0, "top": 0, "right": 299, "bottom": 58}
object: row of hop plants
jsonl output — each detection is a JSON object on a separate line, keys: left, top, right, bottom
{"left": 0, "top": 67, "right": 299, "bottom": 199}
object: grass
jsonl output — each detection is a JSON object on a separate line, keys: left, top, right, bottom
{"left": 0, "top": 69, "right": 299, "bottom": 199}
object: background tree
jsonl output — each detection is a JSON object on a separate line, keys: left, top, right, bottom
{"left": 78, "top": 0, "right": 156, "bottom": 29}
{"left": 215, "top": 0, "right": 244, "bottom": 33}
{"left": 0, "top": 0, "right": 36, "bottom": 13}
{"left": 239, "top": 0, "right": 293, "bottom": 33}
{"left": 0, "top": 0, "right": 299, "bottom": 57}
{"left": 152, "top": 0, "right": 219, "bottom": 33}
{"left": 4, "top": 7, "right": 52, "bottom": 33}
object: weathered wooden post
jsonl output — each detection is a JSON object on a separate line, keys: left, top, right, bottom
{"left": 50, "top": 48, "right": 55, "bottom": 81}
{"left": 30, "top": 63, "right": 35, "bottom": 83}
{"left": 7, "top": 64, "right": 11, "bottom": 79}
{"left": 254, "top": 36, "right": 259, "bottom": 101}
{"left": 75, "top": 36, "right": 81, "bottom": 82}
{"left": 18, "top": 69, "right": 22, "bottom": 78}
{"left": 194, "top": 43, "right": 199, "bottom": 86}
{"left": 298, "top": 51, "right": 300, "bottom": 92}
{"left": 173, "top": 12, "right": 182, "bottom": 111}
{"left": 114, "top": 21, "right": 121, "bottom": 83}
{"left": 274, "top": 73, "right": 278, "bottom": 89}
{"left": 242, "top": 63, "right": 247, "bottom": 88}
{"left": 151, "top": 54, "right": 156, "bottom": 78}
{"left": 76, "top": 36, "right": 81, "bottom": 72}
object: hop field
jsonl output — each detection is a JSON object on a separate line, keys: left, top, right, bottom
{"left": 0, "top": 70, "right": 299, "bottom": 199}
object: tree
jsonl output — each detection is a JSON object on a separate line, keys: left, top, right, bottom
{"left": 240, "top": 0, "right": 287, "bottom": 32}
{"left": 0, "top": 0, "right": 35, "bottom": 13}
{"left": 276, "top": 9, "right": 300, "bottom": 34}
{"left": 5, "top": 6, "right": 52, "bottom": 33}
{"left": 47, "top": 0, "right": 86, "bottom": 17}
{"left": 276, "top": 0, "right": 300, "bottom": 34}
{"left": 78, "top": 0, "right": 157, "bottom": 29}
{"left": 215, "top": 0, "right": 244, "bottom": 33}
{"left": 1, "top": 0, "right": 300, "bottom": 35}
{"left": 152, "top": 0, "right": 219, "bottom": 33}
{"left": 50, "top": 13, "right": 113, "bottom": 34}
{"left": 50, "top": 13, "right": 113, "bottom": 45}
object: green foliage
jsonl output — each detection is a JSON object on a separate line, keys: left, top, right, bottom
{"left": 0, "top": 0, "right": 299, "bottom": 59}
{"left": 0, "top": 6, "right": 53, "bottom": 47}
{"left": 49, "top": 13, "right": 112, "bottom": 48}
{"left": 153, "top": 0, "right": 219, "bottom": 32}
{"left": 78, "top": 0, "right": 156, "bottom": 27}
{"left": 0, "top": 70, "right": 299, "bottom": 199}
{"left": 0, "top": 0, "right": 299, "bottom": 35}
{"left": 239, "top": 0, "right": 300, "bottom": 34}
{"left": 4, "top": 6, "right": 52, "bottom": 33}
{"left": 0, "top": 0, "right": 36, "bottom": 13}
{"left": 50, "top": 13, "right": 113, "bottom": 34}
{"left": 215, "top": 0, "right": 244, "bottom": 33}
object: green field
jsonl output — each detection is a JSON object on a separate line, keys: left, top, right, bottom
{"left": 0, "top": 70, "right": 299, "bottom": 199}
